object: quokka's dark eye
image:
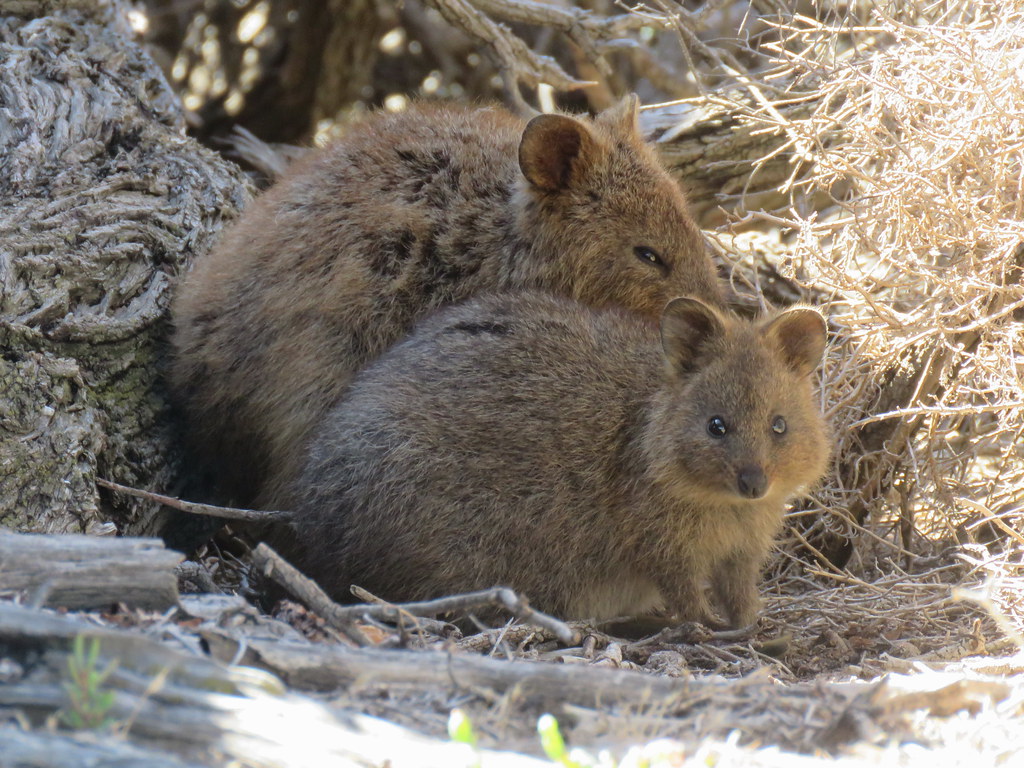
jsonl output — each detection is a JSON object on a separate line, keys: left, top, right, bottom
{"left": 634, "top": 246, "right": 665, "bottom": 269}
{"left": 707, "top": 416, "right": 727, "bottom": 437}
{"left": 772, "top": 416, "right": 787, "bottom": 435}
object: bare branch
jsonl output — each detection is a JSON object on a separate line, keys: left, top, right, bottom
{"left": 96, "top": 478, "right": 290, "bottom": 524}
{"left": 252, "top": 543, "right": 373, "bottom": 647}
{"left": 423, "top": 0, "right": 675, "bottom": 107}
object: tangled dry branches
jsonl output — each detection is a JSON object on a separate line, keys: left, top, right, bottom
{"left": 687, "top": 0, "right": 1024, "bottom": 651}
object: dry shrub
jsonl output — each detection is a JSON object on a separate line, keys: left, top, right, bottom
{"left": 696, "top": 0, "right": 1024, "bottom": 657}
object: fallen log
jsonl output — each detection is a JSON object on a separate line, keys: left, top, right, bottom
{"left": 0, "top": 726, "right": 208, "bottom": 768}
{"left": 0, "top": 530, "right": 181, "bottom": 611}
{"left": 0, "top": 601, "right": 552, "bottom": 768}
{"left": 242, "top": 637, "right": 712, "bottom": 710}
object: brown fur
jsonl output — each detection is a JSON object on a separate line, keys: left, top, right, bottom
{"left": 289, "top": 292, "right": 830, "bottom": 627}
{"left": 170, "top": 98, "right": 724, "bottom": 508}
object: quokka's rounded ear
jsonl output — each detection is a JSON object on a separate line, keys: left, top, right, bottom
{"left": 660, "top": 296, "right": 726, "bottom": 372}
{"left": 595, "top": 93, "right": 641, "bottom": 136}
{"left": 519, "top": 114, "right": 597, "bottom": 192}
{"left": 762, "top": 308, "right": 827, "bottom": 377}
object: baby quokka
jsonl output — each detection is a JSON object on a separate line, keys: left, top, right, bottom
{"left": 290, "top": 292, "right": 830, "bottom": 628}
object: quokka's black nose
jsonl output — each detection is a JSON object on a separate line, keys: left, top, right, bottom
{"left": 737, "top": 465, "right": 767, "bottom": 499}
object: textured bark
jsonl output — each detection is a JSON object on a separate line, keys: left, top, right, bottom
{"left": 0, "top": 0, "right": 251, "bottom": 535}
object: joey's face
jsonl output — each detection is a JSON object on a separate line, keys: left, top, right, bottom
{"left": 653, "top": 298, "right": 830, "bottom": 508}
{"left": 662, "top": 339, "right": 830, "bottom": 508}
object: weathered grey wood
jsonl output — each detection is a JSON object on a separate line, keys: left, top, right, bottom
{"left": 641, "top": 97, "right": 820, "bottom": 217}
{"left": 243, "top": 638, "right": 715, "bottom": 708}
{"left": 4, "top": 599, "right": 1011, "bottom": 765}
{"left": 0, "top": 598, "right": 712, "bottom": 715}
{"left": 0, "top": 726, "right": 209, "bottom": 768}
{"left": 0, "top": 531, "right": 182, "bottom": 610}
{"left": 252, "top": 543, "right": 577, "bottom": 647}
{"left": 0, "top": 679, "right": 551, "bottom": 768}
{"left": 0, "top": 0, "right": 250, "bottom": 536}
{"left": 0, "top": 602, "right": 246, "bottom": 695}
{"left": 0, "top": 598, "right": 713, "bottom": 715}
{"left": 0, "top": 601, "right": 553, "bottom": 768}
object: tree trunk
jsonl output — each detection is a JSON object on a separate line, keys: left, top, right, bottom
{"left": 311, "top": 0, "right": 385, "bottom": 129}
{"left": 143, "top": 0, "right": 385, "bottom": 145}
{"left": 0, "top": 0, "right": 250, "bottom": 536}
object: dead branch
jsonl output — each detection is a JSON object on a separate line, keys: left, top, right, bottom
{"left": 422, "top": 0, "right": 673, "bottom": 110}
{"left": 456, "top": 622, "right": 559, "bottom": 653}
{"left": 97, "top": 478, "right": 290, "bottom": 524}
{"left": 244, "top": 634, "right": 711, "bottom": 705}
{"left": 340, "top": 585, "right": 579, "bottom": 646}
{"left": 252, "top": 543, "right": 373, "bottom": 648}
{"left": 255, "top": 540, "right": 577, "bottom": 646}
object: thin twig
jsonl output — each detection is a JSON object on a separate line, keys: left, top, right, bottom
{"left": 96, "top": 478, "right": 290, "bottom": 524}
{"left": 347, "top": 586, "right": 580, "bottom": 646}
{"left": 349, "top": 586, "right": 458, "bottom": 638}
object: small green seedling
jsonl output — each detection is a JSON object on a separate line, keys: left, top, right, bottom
{"left": 60, "top": 634, "right": 118, "bottom": 731}
{"left": 448, "top": 708, "right": 478, "bottom": 747}
{"left": 448, "top": 708, "right": 481, "bottom": 768}
{"left": 538, "top": 714, "right": 585, "bottom": 768}
{"left": 449, "top": 709, "right": 611, "bottom": 768}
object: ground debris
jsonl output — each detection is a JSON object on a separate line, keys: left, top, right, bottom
{"left": 1, "top": 573, "right": 1023, "bottom": 767}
